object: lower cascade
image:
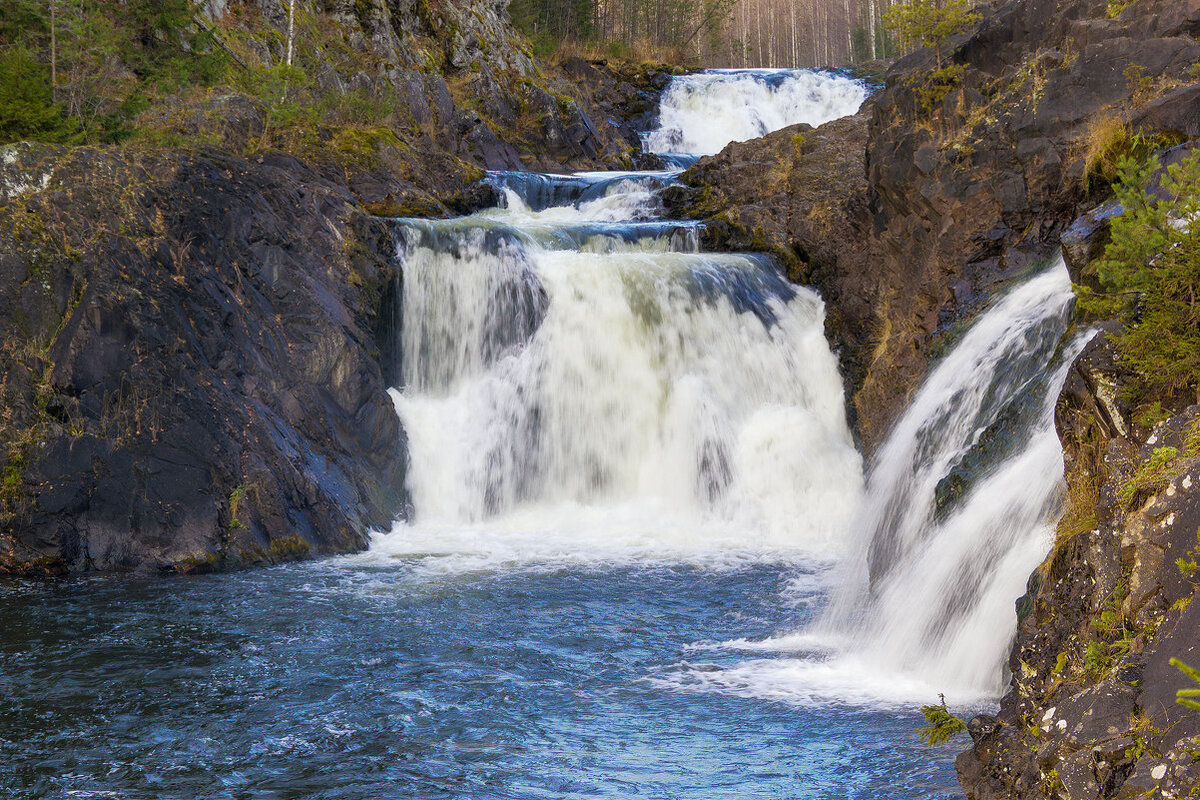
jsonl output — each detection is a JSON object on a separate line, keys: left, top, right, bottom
{"left": 666, "top": 260, "right": 1090, "bottom": 707}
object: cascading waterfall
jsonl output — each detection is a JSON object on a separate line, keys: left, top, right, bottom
{"left": 645, "top": 69, "right": 868, "bottom": 157}
{"left": 667, "top": 260, "right": 1090, "bottom": 706}
{"left": 373, "top": 69, "right": 873, "bottom": 572}
{"left": 382, "top": 65, "right": 1080, "bottom": 708}
{"left": 4, "top": 68, "right": 1102, "bottom": 800}
{"left": 379, "top": 172, "right": 863, "bottom": 569}
{"left": 827, "top": 261, "right": 1090, "bottom": 694}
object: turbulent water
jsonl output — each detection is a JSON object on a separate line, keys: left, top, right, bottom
{"left": 0, "top": 69, "right": 1083, "bottom": 800}
{"left": 384, "top": 169, "right": 862, "bottom": 568}
{"left": 674, "top": 261, "right": 1089, "bottom": 708}
{"left": 645, "top": 69, "right": 868, "bottom": 156}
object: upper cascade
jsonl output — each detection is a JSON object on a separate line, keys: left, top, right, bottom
{"left": 644, "top": 69, "right": 868, "bottom": 157}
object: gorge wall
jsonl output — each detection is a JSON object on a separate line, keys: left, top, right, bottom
{"left": 668, "top": 0, "right": 1200, "bottom": 452}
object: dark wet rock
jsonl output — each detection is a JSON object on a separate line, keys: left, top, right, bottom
{"left": 0, "top": 143, "right": 408, "bottom": 574}
{"left": 0, "top": 0, "right": 671, "bottom": 575}
{"left": 1131, "top": 83, "right": 1200, "bottom": 139}
{"left": 1061, "top": 200, "right": 1122, "bottom": 283}
{"left": 1051, "top": 680, "right": 1139, "bottom": 746}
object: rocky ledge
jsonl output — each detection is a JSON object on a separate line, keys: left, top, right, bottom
{"left": 0, "top": 143, "right": 411, "bottom": 574}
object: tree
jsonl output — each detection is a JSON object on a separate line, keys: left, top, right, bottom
{"left": 916, "top": 694, "right": 967, "bottom": 746}
{"left": 1172, "top": 658, "right": 1200, "bottom": 712}
{"left": 884, "top": 0, "right": 979, "bottom": 69}
{"left": 1096, "top": 150, "right": 1200, "bottom": 402}
{"left": 0, "top": 46, "right": 79, "bottom": 144}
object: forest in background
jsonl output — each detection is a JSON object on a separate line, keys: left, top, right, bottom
{"left": 509, "top": 0, "right": 982, "bottom": 67}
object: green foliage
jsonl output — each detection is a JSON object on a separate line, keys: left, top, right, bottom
{"left": 884, "top": 0, "right": 980, "bottom": 69}
{"left": 1107, "top": 0, "right": 1136, "bottom": 17}
{"left": 1094, "top": 151, "right": 1200, "bottom": 403}
{"left": 1082, "top": 120, "right": 1184, "bottom": 195}
{"left": 1085, "top": 578, "right": 1133, "bottom": 678}
{"left": 0, "top": 0, "right": 227, "bottom": 147}
{"left": 1121, "top": 446, "right": 1180, "bottom": 509}
{"left": 1176, "top": 528, "right": 1200, "bottom": 579}
{"left": 228, "top": 483, "right": 249, "bottom": 532}
{"left": 916, "top": 694, "right": 967, "bottom": 746}
{"left": 509, "top": 0, "right": 594, "bottom": 42}
{"left": 0, "top": 46, "right": 81, "bottom": 144}
{"left": 267, "top": 534, "right": 312, "bottom": 561}
{"left": 1, "top": 462, "right": 22, "bottom": 493}
{"left": 914, "top": 62, "right": 966, "bottom": 114}
{"left": 1133, "top": 401, "right": 1170, "bottom": 429}
{"left": 1171, "top": 658, "right": 1200, "bottom": 712}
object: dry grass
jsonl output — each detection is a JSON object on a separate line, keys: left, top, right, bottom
{"left": 1054, "top": 465, "right": 1100, "bottom": 551}
{"left": 542, "top": 36, "right": 695, "bottom": 67}
{"left": 1081, "top": 113, "right": 1133, "bottom": 191}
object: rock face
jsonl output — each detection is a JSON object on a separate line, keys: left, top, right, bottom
{"left": 955, "top": 325, "right": 1200, "bottom": 800}
{"left": 0, "top": 143, "right": 409, "bottom": 573}
{"left": 667, "top": 0, "right": 1200, "bottom": 452}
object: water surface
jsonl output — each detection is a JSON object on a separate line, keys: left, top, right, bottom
{"left": 0, "top": 561, "right": 963, "bottom": 799}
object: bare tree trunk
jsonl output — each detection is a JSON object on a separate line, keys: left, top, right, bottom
{"left": 788, "top": 0, "right": 796, "bottom": 66}
{"left": 734, "top": 0, "right": 744, "bottom": 66}
{"left": 286, "top": 0, "right": 296, "bottom": 66}
{"left": 748, "top": 0, "right": 758, "bottom": 67}
{"left": 843, "top": 0, "right": 852, "bottom": 62}
{"left": 49, "top": 0, "right": 58, "bottom": 102}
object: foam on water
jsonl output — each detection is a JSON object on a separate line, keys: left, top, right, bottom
{"left": 668, "top": 260, "right": 1089, "bottom": 708}
{"left": 376, "top": 172, "right": 863, "bottom": 573}
{"left": 645, "top": 69, "right": 868, "bottom": 156}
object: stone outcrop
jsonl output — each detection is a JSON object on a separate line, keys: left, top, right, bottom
{"left": 0, "top": 143, "right": 408, "bottom": 573}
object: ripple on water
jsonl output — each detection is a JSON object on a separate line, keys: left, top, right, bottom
{"left": 0, "top": 563, "right": 963, "bottom": 800}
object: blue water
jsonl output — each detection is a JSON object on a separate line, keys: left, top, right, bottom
{"left": 0, "top": 561, "right": 964, "bottom": 799}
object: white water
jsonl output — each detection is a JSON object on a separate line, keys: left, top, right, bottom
{"left": 645, "top": 69, "right": 868, "bottom": 156}
{"left": 376, "top": 70, "right": 1083, "bottom": 714}
{"left": 375, "top": 168, "right": 863, "bottom": 572}
{"left": 665, "top": 260, "right": 1087, "bottom": 707}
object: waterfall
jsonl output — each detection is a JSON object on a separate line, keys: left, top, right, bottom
{"left": 378, "top": 67, "right": 1077, "bottom": 709}
{"left": 662, "top": 259, "right": 1089, "bottom": 706}
{"left": 376, "top": 167, "right": 863, "bottom": 570}
{"left": 645, "top": 69, "right": 868, "bottom": 157}
{"left": 826, "top": 260, "right": 1089, "bottom": 695}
